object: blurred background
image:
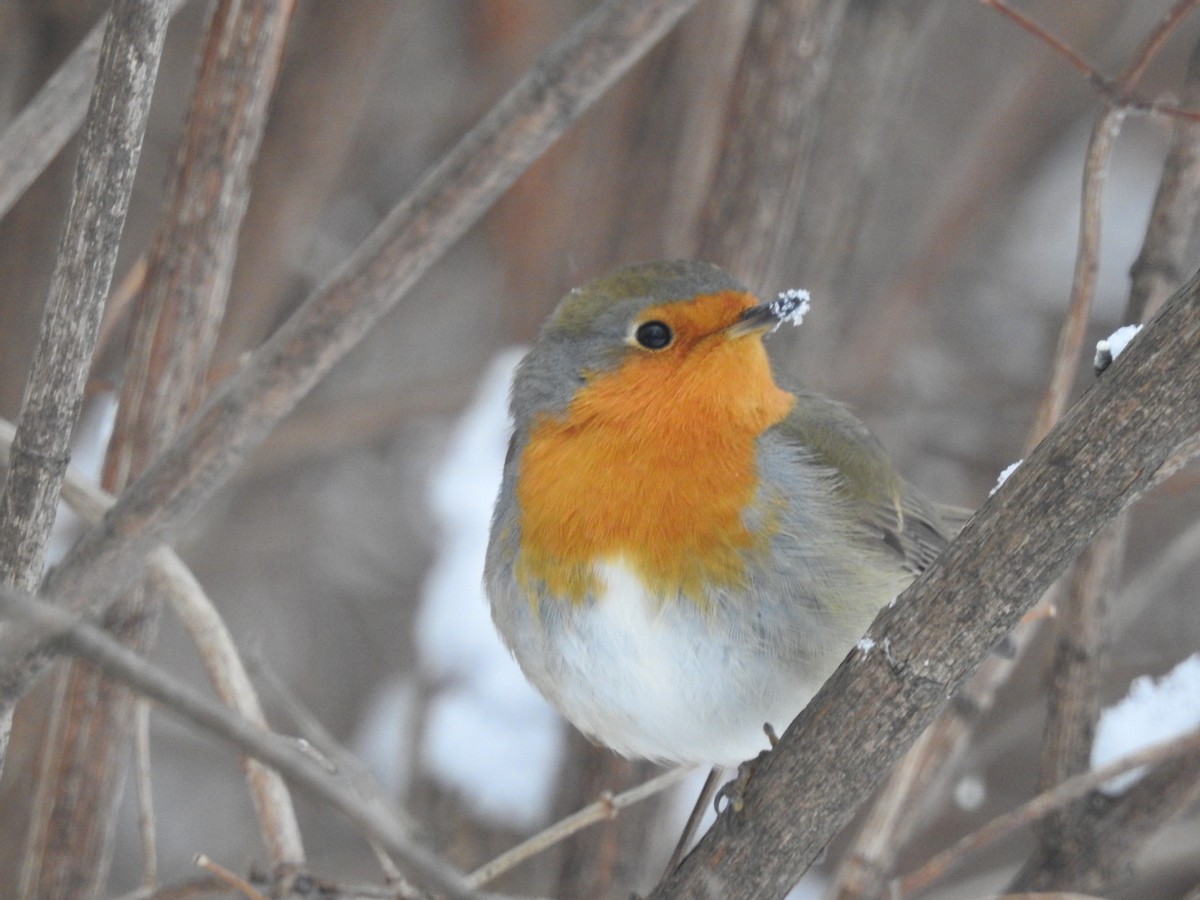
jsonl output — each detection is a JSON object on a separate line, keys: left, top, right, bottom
{"left": 0, "top": 1, "right": 1198, "bottom": 897}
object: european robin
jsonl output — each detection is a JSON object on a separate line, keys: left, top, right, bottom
{"left": 485, "top": 260, "right": 966, "bottom": 766}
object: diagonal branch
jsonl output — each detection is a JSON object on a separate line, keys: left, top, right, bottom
{"left": 0, "top": 586, "right": 502, "bottom": 900}
{"left": 651, "top": 270, "right": 1200, "bottom": 898}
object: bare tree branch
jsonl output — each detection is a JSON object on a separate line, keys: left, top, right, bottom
{"left": 696, "top": 0, "right": 849, "bottom": 287}
{"left": 18, "top": 1, "right": 301, "bottom": 892}
{"left": 0, "top": 586, "right": 506, "bottom": 900}
{"left": 0, "top": 0, "right": 170, "bottom": 785}
{"left": 651, "top": 270, "right": 1200, "bottom": 898}
{"left": 897, "top": 726, "right": 1200, "bottom": 897}
{"left": 0, "top": 0, "right": 191, "bottom": 224}
{"left": 0, "top": 0, "right": 169, "bottom": 591}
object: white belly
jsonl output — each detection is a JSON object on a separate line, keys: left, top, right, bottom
{"left": 542, "top": 560, "right": 814, "bottom": 766}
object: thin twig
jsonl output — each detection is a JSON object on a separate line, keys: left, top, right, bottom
{"left": 111, "top": 875, "right": 229, "bottom": 900}
{"left": 467, "top": 766, "right": 694, "bottom": 888}
{"left": 984, "top": 0, "right": 1200, "bottom": 117}
{"left": 1115, "top": 0, "right": 1200, "bottom": 90}
{"left": 981, "top": 1, "right": 1099, "bottom": 85}
{"left": 0, "top": 0, "right": 700, "bottom": 718}
{"left": 1027, "top": 105, "right": 1124, "bottom": 448}
{"left": 895, "top": 726, "right": 1200, "bottom": 897}
{"left": 0, "top": 415, "right": 306, "bottom": 886}
{"left": 248, "top": 649, "right": 416, "bottom": 890}
{"left": 134, "top": 699, "right": 158, "bottom": 889}
{"left": 0, "top": 586, "right": 502, "bottom": 900}
{"left": 194, "top": 854, "right": 268, "bottom": 900}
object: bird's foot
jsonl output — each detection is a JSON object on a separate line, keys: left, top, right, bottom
{"left": 715, "top": 723, "right": 779, "bottom": 813}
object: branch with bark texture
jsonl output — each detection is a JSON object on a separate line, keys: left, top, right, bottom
{"left": 0, "top": 0, "right": 171, "bottom": 778}
{"left": 0, "top": 586, "right": 502, "bottom": 900}
{"left": 0, "top": 418, "right": 303, "bottom": 893}
{"left": 17, "top": 1, "right": 302, "bottom": 894}
{"left": 651, "top": 270, "right": 1200, "bottom": 898}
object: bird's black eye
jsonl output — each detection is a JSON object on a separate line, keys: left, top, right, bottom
{"left": 635, "top": 320, "right": 673, "bottom": 350}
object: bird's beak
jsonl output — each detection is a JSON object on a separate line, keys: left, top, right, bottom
{"left": 725, "top": 289, "right": 809, "bottom": 339}
{"left": 725, "top": 303, "right": 783, "bottom": 338}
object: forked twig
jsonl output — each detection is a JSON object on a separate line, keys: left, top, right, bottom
{"left": 896, "top": 726, "right": 1200, "bottom": 897}
{"left": 467, "top": 765, "right": 694, "bottom": 888}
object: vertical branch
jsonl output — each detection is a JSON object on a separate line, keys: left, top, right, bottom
{"left": 0, "top": 0, "right": 169, "bottom": 592}
{"left": 696, "top": 0, "right": 850, "bottom": 287}
{"left": 1012, "top": 27, "right": 1200, "bottom": 894}
{"left": 18, "top": 1, "right": 300, "bottom": 895}
{"left": 1128, "top": 35, "right": 1200, "bottom": 323}
{"left": 1026, "top": 105, "right": 1123, "bottom": 447}
{"left": 0, "top": 0, "right": 169, "bottom": 776}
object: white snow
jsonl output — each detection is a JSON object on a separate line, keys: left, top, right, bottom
{"left": 990, "top": 459, "right": 1023, "bottom": 496}
{"left": 1099, "top": 324, "right": 1141, "bottom": 362}
{"left": 856, "top": 637, "right": 876, "bottom": 654}
{"left": 412, "top": 348, "right": 565, "bottom": 829}
{"left": 771, "top": 288, "right": 811, "bottom": 329}
{"left": 46, "top": 391, "right": 118, "bottom": 565}
{"left": 1092, "top": 653, "right": 1200, "bottom": 795}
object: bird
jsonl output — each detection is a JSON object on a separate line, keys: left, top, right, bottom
{"left": 485, "top": 260, "right": 966, "bottom": 767}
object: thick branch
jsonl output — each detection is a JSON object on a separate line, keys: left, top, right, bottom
{"left": 0, "top": 0, "right": 169, "bottom": 590}
{"left": 696, "top": 0, "right": 849, "bottom": 285}
{"left": 652, "top": 271, "right": 1200, "bottom": 898}
{"left": 17, "top": 1, "right": 303, "bottom": 892}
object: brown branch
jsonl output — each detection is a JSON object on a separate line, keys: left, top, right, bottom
{"left": 1026, "top": 104, "right": 1123, "bottom": 448}
{"left": 1115, "top": 0, "right": 1200, "bottom": 91}
{"left": 981, "top": 1, "right": 1101, "bottom": 86}
{"left": 0, "top": 0, "right": 169, "bottom": 591}
{"left": 0, "top": 586, "right": 504, "bottom": 900}
{"left": 19, "top": 1, "right": 302, "bottom": 892}
{"left": 247, "top": 650, "right": 418, "bottom": 891}
{"left": 1129, "top": 32, "right": 1200, "bottom": 323}
{"left": 896, "top": 726, "right": 1200, "bottom": 897}
{"left": 0, "top": 414, "right": 305, "bottom": 893}
{"left": 983, "top": 0, "right": 1200, "bottom": 105}
{"left": 650, "top": 271, "right": 1200, "bottom": 898}
{"left": 0, "top": 0, "right": 170, "bottom": 791}
{"left": 1013, "top": 27, "right": 1200, "bottom": 893}
{"left": 0, "top": 0, "right": 700, "bottom": 717}
{"left": 696, "top": 0, "right": 850, "bottom": 286}
{"left": 828, "top": 615, "right": 1052, "bottom": 900}
{"left": 0, "top": 0, "right": 190, "bottom": 224}
{"left": 469, "top": 766, "right": 694, "bottom": 889}
{"left": 1018, "top": 522, "right": 1122, "bottom": 888}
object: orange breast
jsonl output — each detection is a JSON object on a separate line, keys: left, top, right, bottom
{"left": 515, "top": 293, "right": 795, "bottom": 604}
